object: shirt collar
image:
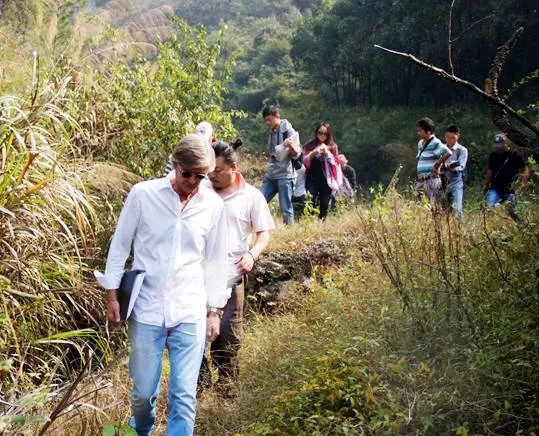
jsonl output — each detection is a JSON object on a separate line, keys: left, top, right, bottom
{"left": 235, "top": 171, "right": 246, "bottom": 189}
{"left": 220, "top": 172, "right": 247, "bottom": 201}
{"left": 161, "top": 171, "right": 203, "bottom": 201}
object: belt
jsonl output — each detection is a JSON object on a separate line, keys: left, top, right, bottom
{"left": 419, "top": 173, "right": 440, "bottom": 181}
{"left": 227, "top": 277, "right": 244, "bottom": 288}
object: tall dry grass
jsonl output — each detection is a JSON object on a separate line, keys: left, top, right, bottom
{"left": 0, "top": 75, "right": 117, "bottom": 433}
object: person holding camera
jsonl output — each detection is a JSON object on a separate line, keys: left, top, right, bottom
{"left": 260, "top": 105, "right": 301, "bottom": 225}
{"left": 441, "top": 124, "right": 468, "bottom": 220}
{"left": 302, "top": 122, "right": 342, "bottom": 219}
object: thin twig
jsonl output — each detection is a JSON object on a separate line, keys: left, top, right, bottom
{"left": 481, "top": 209, "right": 509, "bottom": 284}
{"left": 451, "top": 14, "right": 495, "bottom": 43}
{"left": 448, "top": 0, "right": 456, "bottom": 76}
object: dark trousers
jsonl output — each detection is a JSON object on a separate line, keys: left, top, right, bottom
{"left": 309, "top": 183, "right": 332, "bottom": 218}
{"left": 200, "top": 279, "right": 244, "bottom": 390}
{"left": 292, "top": 194, "right": 305, "bottom": 218}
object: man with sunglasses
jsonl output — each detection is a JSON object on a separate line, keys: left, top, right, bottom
{"left": 104, "top": 134, "right": 229, "bottom": 435}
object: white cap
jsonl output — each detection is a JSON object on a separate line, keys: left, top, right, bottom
{"left": 195, "top": 121, "right": 213, "bottom": 144}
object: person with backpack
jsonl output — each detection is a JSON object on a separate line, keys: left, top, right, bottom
{"left": 441, "top": 124, "right": 468, "bottom": 220}
{"left": 260, "top": 105, "right": 302, "bottom": 225}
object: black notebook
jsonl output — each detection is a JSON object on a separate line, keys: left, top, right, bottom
{"left": 118, "top": 269, "right": 145, "bottom": 321}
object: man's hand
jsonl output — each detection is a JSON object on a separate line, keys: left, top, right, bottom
{"left": 235, "top": 251, "right": 255, "bottom": 275}
{"left": 283, "top": 138, "right": 293, "bottom": 150}
{"left": 284, "top": 138, "right": 297, "bottom": 157}
{"left": 206, "top": 313, "right": 221, "bottom": 342}
{"left": 106, "top": 290, "right": 121, "bottom": 324}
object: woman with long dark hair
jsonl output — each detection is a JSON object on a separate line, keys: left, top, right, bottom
{"left": 302, "top": 122, "right": 342, "bottom": 218}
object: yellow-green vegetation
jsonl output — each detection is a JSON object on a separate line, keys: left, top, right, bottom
{"left": 193, "top": 189, "right": 539, "bottom": 435}
{"left": 1, "top": 10, "right": 242, "bottom": 433}
{"left": 8, "top": 187, "right": 536, "bottom": 435}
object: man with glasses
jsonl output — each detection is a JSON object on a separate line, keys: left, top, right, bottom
{"left": 261, "top": 105, "right": 301, "bottom": 225}
{"left": 200, "top": 139, "right": 274, "bottom": 397}
{"left": 104, "top": 134, "right": 229, "bottom": 435}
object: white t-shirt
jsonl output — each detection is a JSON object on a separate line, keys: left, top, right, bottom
{"left": 219, "top": 173, "right": 275, "bottom": 283}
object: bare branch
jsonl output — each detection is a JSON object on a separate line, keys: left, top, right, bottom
{"left": 448, "top": 0, "right": 456, "bottom": 76}
{"left": 488, "top": 27, "right": 524, "bottom": 97}
{"left": 373, "top": 44, "right": 539, "bottom": 141}
{"left": 484, "top": 27, "right": 533, "bottom": 147}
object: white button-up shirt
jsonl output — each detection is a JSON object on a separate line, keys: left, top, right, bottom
{"left": 104, "top": 173, "right": 229, "bottom": 327}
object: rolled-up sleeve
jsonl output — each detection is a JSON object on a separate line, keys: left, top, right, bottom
{"left": 103, "top": 185, "right": 141, "bottom": 290}
{"left": 455, "top": 147, "right": 468, "bottom": 172}
{"left": 204, "top": 204, "right": 230, "bottom": 308}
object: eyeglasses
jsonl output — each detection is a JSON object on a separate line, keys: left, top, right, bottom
{"left": 180, "top": 170, "right": 207, "bottom": 181}
{"left": 317, "top": 131, "right": 328, "bottom": 136}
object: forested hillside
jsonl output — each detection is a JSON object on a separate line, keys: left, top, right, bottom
{"left": 90, "top": 0, "right": 539, "bottom": 185}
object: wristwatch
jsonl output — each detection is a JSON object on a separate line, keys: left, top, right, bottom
{"left": 207, "top": 307, "right": 224, "bottom": 318}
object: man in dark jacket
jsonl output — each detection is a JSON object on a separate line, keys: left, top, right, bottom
{"left": 484, "top": 133, "right": 529, "bottom": 206}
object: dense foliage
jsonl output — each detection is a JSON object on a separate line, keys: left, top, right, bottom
{"left": 196, "top": 187, "right": 539, "bottom": 435}
{"left": 73, "top": 20, "right": 242, "bottom": 176}
{"left": 291, "top": 0, "right": 539, "bottom": 107}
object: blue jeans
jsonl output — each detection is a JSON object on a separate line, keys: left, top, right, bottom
{"left": 128, "top": 319, "right": 205, "bottom": 436}
{"left": 485, "top": 189, "right": 516, "bottom": 207}
{"left": 260, "top": 177, "right": 295, "bottom": 224}
{"left": 447, "top": 187, "right": 463, "bottom": 220}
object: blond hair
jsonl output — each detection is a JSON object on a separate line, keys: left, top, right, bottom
{"left": 171, "top": 134, "right": 215, "bottom": 171}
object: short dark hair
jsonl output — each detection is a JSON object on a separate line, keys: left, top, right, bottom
{"left": 416, "top": 117, "right": 435, "bottom": 133}
{"left": 445, "top": 124, "right": 460, "bottom": 134}
{"left": 262, "top": 105, "right": 279, "bottom": 118}
{"left": 212, "top": 139, "right": 243, "bottom": 166}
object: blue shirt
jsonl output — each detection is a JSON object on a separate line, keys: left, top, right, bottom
{"left": 441, "top": 142, "right": 468, "bottom": 192}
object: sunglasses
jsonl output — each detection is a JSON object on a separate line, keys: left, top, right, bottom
{"left": 180, "top": 170, "right": 207, "bottom": 181}
{"left": 317, "top": 131, "right": 328, "bottom": 136}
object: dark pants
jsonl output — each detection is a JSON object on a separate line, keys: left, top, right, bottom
{"left": 200, "top": 279, "right": 244, "bottom": 391}
{"left": 292, "top": 194, "right": 305, "bottom": 218}
{"left": 309, "top": 183, "right": 332, "bottom": 219}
